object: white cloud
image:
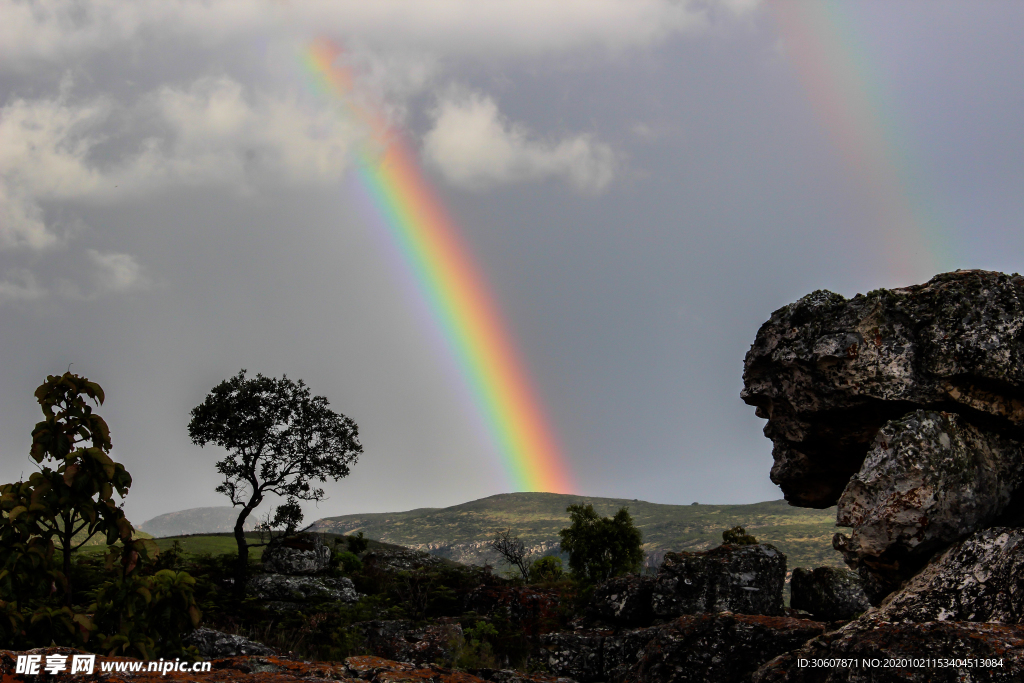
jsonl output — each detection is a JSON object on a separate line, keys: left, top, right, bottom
{"left": 0, "top": 1, "right": 756, "bottom": 66}
{"left": 87, "top": 249, "right": 150, "bottom": 295}
{"left": 423, "top": 92, "right": 615, "bottom": 193}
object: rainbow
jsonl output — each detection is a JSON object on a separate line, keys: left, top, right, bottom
{"left": 770, "top": 1, "right": 953, "bottom": 283}
{"left": 304, "top": 38, "right": 573, "bottom": 493}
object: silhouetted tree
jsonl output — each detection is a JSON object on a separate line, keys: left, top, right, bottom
{"left": 490, "top": 527, "right": 530, "bottom": 579}
{"left": 188, "top": 370, "right": 362, "bottom": 594}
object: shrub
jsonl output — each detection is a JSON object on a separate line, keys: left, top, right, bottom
{"left": 722, "top": 526, "right": 758, "bottom": 545}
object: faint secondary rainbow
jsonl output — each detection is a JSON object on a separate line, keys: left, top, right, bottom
{"left": 771, "top": 1, "right": 953, "bottom": 283}
{"left": 304, "top": 38, "right": 572, "bottom": 493}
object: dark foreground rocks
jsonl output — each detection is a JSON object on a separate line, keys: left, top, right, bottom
{"left": 540, "top": 614, "right": 826, "bottom": 683}
{"left": 753, "top": 619, "right": 1024, "bottom": 683}
{"left": 790, "top": 567, "right": 870, "bottom": 623}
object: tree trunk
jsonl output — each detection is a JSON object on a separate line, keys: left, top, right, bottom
{"left": 233, "top": 494, "right": 262, "bottom": 598}
{"left": 62, "top": 512, "right": 73, "bottom": 607}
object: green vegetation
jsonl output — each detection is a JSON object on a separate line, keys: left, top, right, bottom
{"left": 560, "top": 504, "right": 644, "bottom": 582}
{"left": 315, "top": 492, "right": 845, "bottom": 571}
{"left": 722, "top": 526, "right": 758, "bottom": 545}
{"left": 0, "top": 372, "right": 200, "bottom": 658}
{"left": 188, "top": 369, "right": 363, "bottom": 594}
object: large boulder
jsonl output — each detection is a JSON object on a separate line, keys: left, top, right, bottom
{"left": 876, "top": 527, "right": 1024, "bottom": 624}
{"left": 587, "top": 575, "right": 656, "bottom": 627}
{"left": 355, "top": 619, "right": 463, "bottom": 666}
{"left": 741, "top": 270, "right": 1024, "bottom": 509}
{"left": 832, "top": 410, "right": 1023, "bottom": 599}
{"left": 261, "top": 534, "right": 332, "bottom": 575}
{"left": 789, "top": 567, "right": 870, "bottom": 622}
{"left": 652, "top": 544, "right": 786, "bottom": 618}
{"left": 183, "top": 627, "right": 277, "bottom": 657}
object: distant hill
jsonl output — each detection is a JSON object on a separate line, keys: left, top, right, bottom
{"left": 137, "top": 506, "right": 257, "bottom": 537}
{"left": 311, "top": 492, "right": 845, "bottom": 572}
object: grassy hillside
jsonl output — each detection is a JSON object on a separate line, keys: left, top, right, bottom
{"left": 312, "top": 493, "right": 845, "bottom": 571}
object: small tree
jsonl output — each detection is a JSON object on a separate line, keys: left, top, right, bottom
{"left": 188, "top": 370, "right": 362, "bottom": 593}
{"left": 559, "top": 504, "right": 644, "bottom": 583}
{"left": 26, "top": 372, "right": 136, "bottom": 605}
{"left": 490, "top": 527, "right": 530, "bottom": 580}
{"left": 722, "top": 526, "right": 758, "bottom": 545}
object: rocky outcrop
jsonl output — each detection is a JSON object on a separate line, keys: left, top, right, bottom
{"left": 653, "top": 544, "right": 786, "bottom": 618}
{"left": 183, "top": 627, "right": 278, "bottom": 657}
{"left": 588, "top": 575, "right": 656, "bottom": 627}
{"left": 540, "top": 614, "right": 826, "bottom": 683}
{"left": 789, "top": 567, "right": 869, "bottom": 622}
{"left": 741, "top": 270, "right": 1024, "bottom": 509}
{"left": 247, "top": 573, "right": 359, "bottom": 605}
{"left": 875, "top": 527, "right": 1024, "bottom": 624}
{"left": 262, "top": 534, "right": 332, "bottom": 575}
{"left": 833, "top": 410, "right": 1024, "bottom": 598}
{"left": 363, "top": 547, "right": 453, "bottom": 572}
{"left": 753, "top": 618, "right": 1024, "bottom": 682}
{"left": 742, "top": 270, "right": 1024, "bottom": 597}
{"left": 464, "top": 586, "right": 561, "bottom": 636}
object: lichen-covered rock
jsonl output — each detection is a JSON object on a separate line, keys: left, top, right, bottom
{"left": 789, "top": 567, "right": 870, "bottom": 622}
{"left": 540, "top": 631, "right": 607, "bottom": 683}
{"left": 753, "top": 617, "right": 1024, "bottom": 682}
{"left": 355, "top": 619, "right": 463, "bottom": 666}
{"left": 620, "top": 615, "right": 825, "bottom": 683}
{"left": 876, "top": 527, "right": 1024, "bottom": 624}
{"left": 183, "top": 627, "right": 278, "bottom": 657}
{"left": 741, "top": 270, "right": 1024, "bottom": 509}
{"left": 362, "top": 548, "right": 451, "bottom": 573}
{"left": 832, "top": 410, "right": 1024, "bottom": 599}
{"left": 588, "top": 575, "right": 656, "bottom": 627}
{"left": 247, "top": 573, "right": 359, "bottom": 604}
{"left": 261, "top": 534, "right": 332, "bottom": 575}
{"left": 474, "top": 669, "right": 580, "bottom": 683}
{"left": 652, "top": 544, "right": 786, "bottom": 618}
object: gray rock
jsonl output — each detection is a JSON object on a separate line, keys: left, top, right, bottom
{"left": 539, "top": 631, "right": 606, "bottom": 683}
{"left": 261, "top": 533, "right": 332, "bottom": 575}
{"left": 247, "top": 573, "right": 359, "bottom": 603}
{"left": 876, "top": 527, "right": 1024, "bottom": 624}
{"left": 652, "top": 544, "right": 787, "bottom": 618}
{"left": 790, "top": 567, "right": 870, "bottom": 622}
{"left": 741, "top": 270, "right": 1024, "bottom": 509}
{"left": 754, "top": 616, "right": 1024, "bottom": 682}
{"left": 833, "top": 410, "right": 1024, "bottom": 598}
{"left": 540, "top": 615, "right": 825, "bottom": 683}
{"left": 183, "top": 627, "right": 277, "bottom": 658}
{"left": 588, "top": 575, "right": 656, "bottom": 627}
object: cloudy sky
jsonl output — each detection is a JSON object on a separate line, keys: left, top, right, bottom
{"left": 1, "top": 1, "right": 1023, "bottom": 526}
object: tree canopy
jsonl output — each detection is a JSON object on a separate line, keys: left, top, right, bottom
{"left": 558, "top": 503, "right": 644, "bottom": 583}
{"left": 188, "top": 370, "right": 362, "bottom": 591}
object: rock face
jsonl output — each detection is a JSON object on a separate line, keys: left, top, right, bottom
{"left": 741, "top": 270, "right": 1024, "bottom": 509}
{"left": 876, "top": 527, "right": 1024, "bottom": 624}
{"left": 184, "top": 627, "right": 278, "bottom": 657}
{"left": 753, "top": 618, "right": 1024, "bottom": 683}
{"left": 741, "top": 270, "right": 1024, "bottom": 596}
{"left": 540, "top": 615, "right": 826, "bottom": 683}
{"left": 261, "top": 534, "right": 332, "bottom": 575}
{"left": 653, "top": 544, "right": 786, "bottom": 619}
{"left": 789, "top": 567, "right": 870, "bottom": 622}
{"left": 247, "top": 573, "right": 359, "bottom": 605}
{"left": 588, "top": 575, "right": 656, "bottom": 627}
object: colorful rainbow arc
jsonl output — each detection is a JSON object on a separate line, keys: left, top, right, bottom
{"left": 304, "top": 38, "right": 573, "bottom": 493}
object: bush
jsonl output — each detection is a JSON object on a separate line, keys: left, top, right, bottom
{"left": 722, "top": 526, "right": 758, "bottom": 545}
{"left": 334, "top": 550, "right": 363, "bottom": 574}
{"left": 347, "top": 532, "right": 370, "bottom": 554}
{"left": 559, "top": 504, "right": 644, "bottom": 583}
{"left": 529, "top": 556, "right": 564, "bottom": 583}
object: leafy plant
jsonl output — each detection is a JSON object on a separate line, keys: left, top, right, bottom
{"left": 529, "top": 556, "right": 564, "bottom": 583}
